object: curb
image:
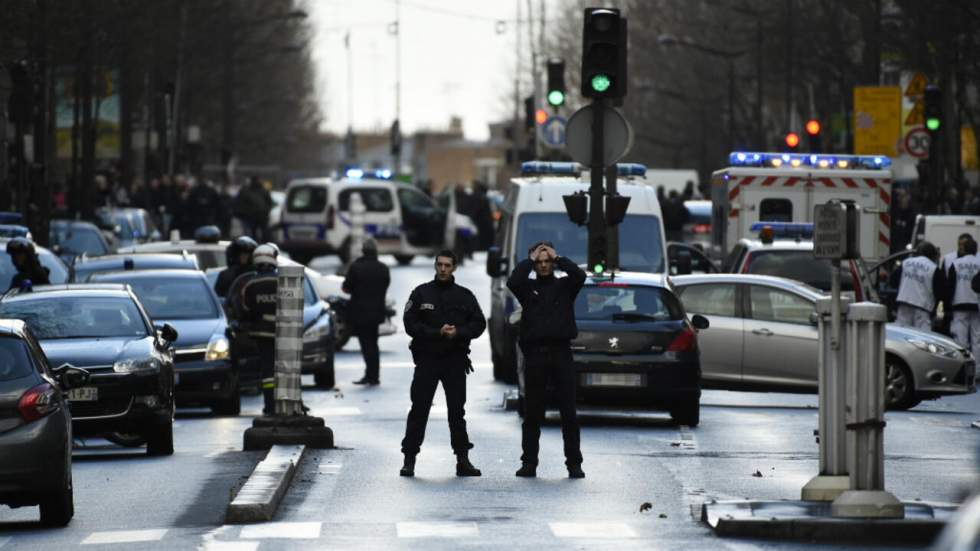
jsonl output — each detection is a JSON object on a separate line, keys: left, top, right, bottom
{"left": 226, "top": 444, "right": 305, "bottom": 523}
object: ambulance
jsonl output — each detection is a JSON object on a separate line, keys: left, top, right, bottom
{"left": 710, "top": 152, "right": 894, "bottom": 261}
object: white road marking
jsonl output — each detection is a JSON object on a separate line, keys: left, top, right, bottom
{"left": 317, "top": 463, "right": 343, "bottom": 475}
{"left": 204, "top": 447, "right": 237, "bottom": 459}
{"left": 239, "top": 522, "right": 322, "bottom": 539}
{"left": 82, "top": 529, "right": 168, "bottom": 545}
{"left": 549, "top": 522, "right": 636, "bottom": 539}
{"left": 200, "top": 543, "right": 258, "bottom": 551}
{"left": 314, "top": 407, "right": 363, "bottom": 416}
{"left": 396, "top": 521, "right": 479, "bottom": 538}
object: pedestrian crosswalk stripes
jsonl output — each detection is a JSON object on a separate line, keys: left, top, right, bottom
{"left": 549, "top": 522, "right": 637, "bottom": 538}
{"left": 81, "top": 529, "right": 168, "bottom": 545}
{"left": 396, "top": 521, "right": 479, "bottom": 538}
{"left": 238, "top": 522, "right": 322, "bottom": 539}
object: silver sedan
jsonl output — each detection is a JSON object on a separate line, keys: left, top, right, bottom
{"left": 672, "top": 274, "right": 976, "bottom": 409}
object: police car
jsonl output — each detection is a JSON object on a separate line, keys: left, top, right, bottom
{"left": 279, "top": 170, "right": 455, "bottom": 265}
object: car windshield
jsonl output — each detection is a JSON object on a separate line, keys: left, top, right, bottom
{"left": 49, "top": 225, "right": 107, "bottom": 256}
{"left": 0, "top": 248, "right": 70, "bottom": 289}
{"left": 0, "top": 296, "right": 148, "bottom": 339}
{"left": 574, "top": 284, "right": 684, "bottom": 321}
{"left": 0, "top": 337, "right": 36, "bottom": 381}
{"left": 95, "top": 276, "right": 219, "bottom": 320}
{"left": 516, "top": 213, "right": 665, "bottom": 272}
{"left": 745, "top": 250, "right": 855, "bottom": 291}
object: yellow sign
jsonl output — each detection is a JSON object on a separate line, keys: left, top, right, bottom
{"left": 854, "top": 86, "right": 902, "bottom": 156}
{"left": 964, "top": 126, "right": 978, "bottom": 170}
{"left": 905, "top": 101, "right": 924, "bottom": 126}
{"left": 904, "top": 73, "right": 927, "bottom": 98}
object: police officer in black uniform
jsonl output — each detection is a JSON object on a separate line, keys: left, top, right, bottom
{"left": 7, "top": 238, "right": 50, "bottom": 291}
{"left": 228, "top": 244, "right": 279, "bottom": 414}
{"left": 507, "top": 241, "right": 586, "bottom": 479}
{"left": 400, "top": 249, "right": 485, "bottom": 478}
{"left": 214, "top": 236, "right": 258, "bottom": 299}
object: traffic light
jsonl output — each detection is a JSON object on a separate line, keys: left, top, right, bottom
{"left": 546, "top": 59, "right": 566, "bottom": 107}
{"left": 562, "top": 192, "right": 588, "bottom": 225}
{"left": 390, "top": 119, "right": 402, "bottom": 157}
{"left": 7, "top": 61, "right": 34, "bottom": 125}
{"left": 581, "top": 8, "right": 627, "bottom": 100}
{"left": 924, "top": 85, "right": 942, "bottom": 132}
{"left": 524, "top": 96, "right": 535, "bottom": 130}
{"left": 784, "top": 132, "right": 800, "bottom": 151}
{"left": 805, "top": 119, "right": 822, "bottom": 153}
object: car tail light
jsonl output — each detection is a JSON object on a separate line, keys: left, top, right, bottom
{"left": 693, "top": 223, "right": 710, "bottom": 234}
{"left": 18, "top": 383, "right": 59, "bottom": 423}
{"left": 667, "top": 327, "right": 696, "bottom": 352}
{"left": 326, "top": 205, "right": 335, "bottom": 230}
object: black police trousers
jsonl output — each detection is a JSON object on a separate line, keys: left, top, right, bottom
{"left": 521, "top": 344, "right": 582, "bottom": 466}
{"left": 355, "top": 323, "right": 380, "bottom": 382}
{"left": 401, "top": 355, "right": 473, "bottom": 456}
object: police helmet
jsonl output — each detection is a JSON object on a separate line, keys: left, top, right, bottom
{"left": 6, "top": 237, "right": 35, "bottom": 256}
{"left": 194, "top": 225, "right": 221, "bottom": 243}
{"left": 226, "top": 236, "right": 258, "bottom": 266}
{"left": 251, "top": 244, "right": 278, "bottom": 268}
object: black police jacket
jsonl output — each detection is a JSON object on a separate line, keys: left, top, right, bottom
{"left": 403, "top": 277, "right": 485, "bottom": 358}
{"left": 506, "top": 257, "right": 586, "bottom": 347}
{"left": 342, "top": 254, "right": 391, "bottom": 326}
{"left": 9, "top": 264, "right": 50, "bottom": 291}
{"left": 228, "top": 269, "right": 277, "bottom": 338}
{"left": 214, "top": 264, "right": 246, "bottom": 299}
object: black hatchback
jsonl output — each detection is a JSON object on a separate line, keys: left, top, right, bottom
{"left": 517, "top": 272, "right": 708, "bottom": 426}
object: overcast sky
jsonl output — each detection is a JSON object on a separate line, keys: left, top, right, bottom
{"left": 309, "top": 0, "right": 556, "bottom": 140}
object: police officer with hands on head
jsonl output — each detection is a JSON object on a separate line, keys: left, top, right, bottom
{"left": 7, "top": 238, "right": 50, "bottom": 291}
{"left": 948, "top": 237, "right": 980, "bottom": 358}
{"left": 214, "top": 236, "right": 258, "bottom": 299}
{"left": 893, "top": 240, "right": 946, "bottom": 332}
{"left": 943, "top": 233, "right": 973, "bottom": 278}
{"left": 507, "top": 241, "right": 586, "bottom": 479}
{"left": 343, "top": 238, "right": 391, "bottom": 386}
{"left": 227, "top": 243, "right": 280, "bottom": 414}
{"left": 400, "top": 249, "right": 485, "bottom": 478}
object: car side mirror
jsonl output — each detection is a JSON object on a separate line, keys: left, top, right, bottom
{"left": 55, "top": 363, "right": 90, "bottom": 390}
{"left": 486, "top": 246, "right": 509, "bottom": 278}
{"left": 674, "top": 253, "right": 693, "bottom": 275}
{"left": 809, "top": 311, "right": 820, "bottom": 326}
{"left": 156, "top": 323, "right": 179, "bottom": 343}
{"left": 691, "top": 314, "right": 710, "bottom": 330}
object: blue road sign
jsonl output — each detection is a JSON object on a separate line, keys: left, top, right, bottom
{"left": 540, "top": 116, "right": 567, "bottom": 148}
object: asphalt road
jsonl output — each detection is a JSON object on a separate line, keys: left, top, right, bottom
{"left": 0, "top": 253, "right": 976, "bottom": 550}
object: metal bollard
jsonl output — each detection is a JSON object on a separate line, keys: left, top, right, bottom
{"left": 802, "top": 296, "right": 851, "bottom": 501}
{"left": 347, "top": 192, "right": 366, "bottom": 265}
{"left": 831, "top": 302, "right": 903, "bottom": 518}
{"left": 274, "top": 264, "right": 305, "bottom": 416}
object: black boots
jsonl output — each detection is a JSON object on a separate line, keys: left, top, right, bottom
{"left": 515, "top": 462, "right": 537, "bottom": 478}
{"left": 400, "top": 455, "right": 415, "bottom": 477}
{"left": 455, "top": 453, "right": 482, "bottom": 477}
{"left": 567, "top": 463, "right": 585, "bottom": 479}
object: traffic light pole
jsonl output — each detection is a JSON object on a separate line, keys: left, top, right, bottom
{"left": 587, "top": 99, "right": 606, "bottom": 272}
{"left": 605, "top": 164, "right": 619, "bottom": 271}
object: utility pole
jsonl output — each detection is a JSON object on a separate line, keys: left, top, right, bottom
{"left": 34, "top": 0, "right": 50, "bottom": 245}
{"left": 394, "top": 0, "right": 401, "bottom": 174}
{"left": 168, "top": 1, "right": 188, "bottom": 180}
{"left": 511, "top": 0, "right": 521, "bottom": 169}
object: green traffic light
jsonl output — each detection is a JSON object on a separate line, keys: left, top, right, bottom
{"left": 926, "top": 118, "right": 941, "bottom": 131}
{"left": 590, "top": 74, "right": 611, "bottom": 93}
{"left": 592, "top": 263, "right": 604, "bottom": 274}
{"left": 547, "top": 90, "right": 565, "bottom": 107}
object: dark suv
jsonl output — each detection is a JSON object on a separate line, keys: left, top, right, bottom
{"left": 0, "top": 320, "right": 88, "bottom": 526}
{"left": 0, "top": 285, "right": 178, "bottom": 455}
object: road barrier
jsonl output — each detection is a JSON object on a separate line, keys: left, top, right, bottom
{"left": 274, "top": 264, "right": 305, "bottom": 416}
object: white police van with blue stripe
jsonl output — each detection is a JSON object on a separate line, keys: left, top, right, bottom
{"left": 485, "top": 161, "right": 668, "bottom": 383}
{"left": 280, "top": 169, "right": 454, "bottom": 265}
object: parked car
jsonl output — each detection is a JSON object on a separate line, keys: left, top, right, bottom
{"left": 0, "top": 320, "right": 89, "bottom": 526}
{"left": 667, "top": 241, "right": 719, "bottom": 276}
{"left": 672, "top": 273, "right": 976, "bottom": 409}
{"left": 96, "top": 207, "right": 162, "bottom": 247}
{"left": 49, "top": 219, "right": 114, "bottom": 264}
{"left": 71, "top": 252, "right": 199, "bottom": 282}
{"left": 682, "top": 200, "right": 712, "bottom": 251}
{"left": 90, "top": 270, "right": 238, "bottom": 415}
{"left": 513, "top": 271, "right": 707, "bottom": 426}
{"left": 117, "top": 228, "right": 228, "bottom": 270}
{"left": 0, "top": 238, "right": 70, "bottom": 290}
{"left": 206, "top": 258, "right": 335, "bottom": 388}
{"left": 0, "top": 284, "right": 178, "bottom": 454}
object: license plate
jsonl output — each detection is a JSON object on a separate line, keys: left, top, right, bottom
{"left": 582, "top": 373, "right": 644, "bottom": 387}
{"left": 68, "top": 387, "right": 98, "bottom": 401}
{"left": 289, "top": 226, "right": 317, "bottom": 239}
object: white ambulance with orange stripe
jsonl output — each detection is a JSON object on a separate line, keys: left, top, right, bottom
{"left": 709, "top": 152, "right": 894, "bottom": 261}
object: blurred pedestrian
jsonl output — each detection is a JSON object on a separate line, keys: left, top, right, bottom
{"left": 343, "top": 238, "right": 391, "bottom": 386}
{"left": 234, "top": 176, "right": 273, "bottom": 241}
{"left": 472, "top": 182, "right": 495, "bottom": 251}
{"left": 185, "top": 178, "right": 221, "bottom": 232}
{"left": 893, "top": 241, "right": 945, "bottom": 332}
{"left": 7, "top": 238, "right": 50, "bottom": 291}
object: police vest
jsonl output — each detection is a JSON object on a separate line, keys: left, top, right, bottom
{"left": 239, "top": 274, "right": 278, "bottom": 337}
{"left": 897, "top": 256, "right": 937, "bottom": 311}
{"left": 952, "top": 254, "right": 980, "bottom": 306}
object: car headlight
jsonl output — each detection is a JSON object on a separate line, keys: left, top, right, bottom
{"left": 113, "top": 358, "right": 161, "bottom": 373}
{"left": 303, "top": 315, "right": 332, "bottom": 343}
{"left": 906, "top": 338, "right": 962, "bottom": 359}
{"left": 205, "top": 335, "right": 230, "bottom": 361}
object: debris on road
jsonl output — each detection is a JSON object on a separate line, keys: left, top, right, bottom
{"left": 639, "top": 502, "right": 652, "bottom": 512}
{"left": 752, "top": 470, "right": 763, "bottom": 478}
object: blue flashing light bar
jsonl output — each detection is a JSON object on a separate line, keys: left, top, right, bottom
{"left": 521, "top": 161, "right": 648, "bottom": 177}
{"left": 345, "top": 168, "right": 393, "bottom": 180}
{"left": 749, "top": 222, "right": 814, "bottom": 238}
{"left": 728, "top": 151, "right": 892, "bottom": 169}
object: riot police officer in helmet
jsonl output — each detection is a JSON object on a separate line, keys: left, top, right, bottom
{"left": 214, "top": 236, "right": 258, "bottom": 299}
{"left": 228, "top": 244, "right": 279, "bottom": 414}
{"left": 7, "top": 238, "right": 50, "bottom": 291}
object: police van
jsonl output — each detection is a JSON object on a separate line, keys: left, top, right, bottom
{"left": 279, "top": 169, "right": 454, "bottom": 265}
{"left": 710, "top": 152, "right": 894, "bottom": 262}
{"left": 486, "top": 161, "right": 668, "bottom": 383}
